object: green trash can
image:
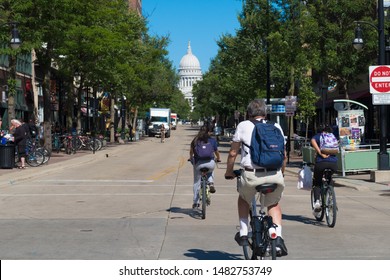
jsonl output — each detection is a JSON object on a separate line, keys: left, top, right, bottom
{"left": 0, "top": 143, "right": 15, "bottom": 169}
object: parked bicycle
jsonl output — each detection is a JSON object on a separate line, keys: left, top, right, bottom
{"left": 52, "top": 133, "right": 63, "bottom": 153}
{"left": 15, "top": 147, "right": 45, "bottom": 167}
{"left": 311, "top": 168, "right": 337, "bottom": 227}
{"left": 293, "top": 135, "right": 306, "bottom": 156}
{"left": 63, "top": 134, "right": 76, "bottom": 155}
{"left": 75, "top": 133, "right": 103, "bottom": 152}
{"left": 232, "top": 170, "right": 278, "bottom": 260}
{"left": 28, "top": 136, "right": 51, "bottom": 164}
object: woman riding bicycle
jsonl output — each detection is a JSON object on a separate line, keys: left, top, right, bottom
{"left": 310, "top": 124, "right": 339, "bottom": 213}
{"left": 189, "top": 125, "right": 221, "bottom": 209}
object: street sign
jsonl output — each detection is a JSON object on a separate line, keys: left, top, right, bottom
{"left": 285, "top": 111, "right": 295, "bottom": 117}
{"left": 372, "top": 93, "right": 390, "bottom": 105}
{"left": 369, "top": 65, "right": 390, "bottom": 93}
{"left": 285, "top": 96, "right": 297, "bottom": 117}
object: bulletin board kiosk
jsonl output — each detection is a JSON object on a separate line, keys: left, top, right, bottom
{"left": 303, "top": 99, "right": 381, "bottom": 176}
{"left": 334, "top": 100, "right": 367, "bottom": 150}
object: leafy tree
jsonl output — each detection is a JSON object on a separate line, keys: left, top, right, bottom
{"left": 295, "top": 76, "right": 319, "bottom": 142}
{"left": 9, "top": 0, "right": 179, "bottom": 145}
{"left": 303, "top": 0, "right": 377, "bottom": 99}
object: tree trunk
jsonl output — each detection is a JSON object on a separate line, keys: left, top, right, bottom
{"left": 77, "top": 84, "right": 83, "bottom": 134}
{"left": 43, "top": 69, "right": 52, "bottom": 152}
{"left": 7, "top": 54, "right": 16, "bottom": 129}
{"left": 66, "top": 84, "right": 75, "bottom": 132}
{"left": 305, "top": 118, "right": 309, "bottom": 146}
{"left": 31, "top": 50, "right": 39, "bottom": 122}
{"left": 132, "top": 106, "right": 138, "bottom": 134}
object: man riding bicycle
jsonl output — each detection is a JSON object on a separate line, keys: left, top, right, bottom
{"left": 224, "top": 99, "right": 288, "bottom": 257}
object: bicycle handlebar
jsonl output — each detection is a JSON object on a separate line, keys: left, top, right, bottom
{"left": 225, "top": 169, "right": 241, "bottom": 180}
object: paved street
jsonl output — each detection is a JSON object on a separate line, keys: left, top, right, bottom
{"left": 0, "top": 125, "right": 389, "bottom": 260}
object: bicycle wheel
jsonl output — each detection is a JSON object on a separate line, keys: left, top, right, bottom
{"left": 269, "top": 239, "right": 276, "bottom": 260}
{"left": 311, "top": 187, "right": 324, "bottom": 221}
{"left": 88, "top": 138, "right": 102, "bottom": 151}
{"left": 37, "top": 147, "right": 51, "bottom": 164}
{"left": 243, "top": 212, "right": 257, "bottom": 260}
{"left": 259, "top": 238, "right": 277, "bottom": 260}
{"left": 243, "top": 237, "right": 256, "bottom": 260}
{"left": 75, "top": 137, "right": 83, "bottom": 150}
{"left": 201, "top": 180, "right": 207, "bottom": 219}
{"left": 26, "top": 151, "right": 45, "bottom": 167}
{"left": 258, "top": 222, "right": 277, "bottom": 260}
{"left": 325, "top": 186, "right": 337, "bottom": 227}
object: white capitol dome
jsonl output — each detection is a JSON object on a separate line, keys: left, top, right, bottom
{"left": 179, "top": 42, "right": 201, "bottom": 70}
{"left": 178, "top": 41, "right": 203, "bottom": 111}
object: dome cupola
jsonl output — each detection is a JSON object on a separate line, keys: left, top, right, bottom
{"left": 179, "top": 41, "right": 201, "bottom": 70}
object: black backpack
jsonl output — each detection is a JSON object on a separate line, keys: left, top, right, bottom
{"left": 29, "top": 124, "right": 38, "bottom": 138}
{"left": 23, "top": 123, "right": 37, "bottom": 138}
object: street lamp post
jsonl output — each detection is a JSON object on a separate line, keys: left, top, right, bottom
{"left": 266, "top": 0, "right": 271, "bottom": 119}
{"left": 353, "top": 0, "right": 389, "bottom": 170}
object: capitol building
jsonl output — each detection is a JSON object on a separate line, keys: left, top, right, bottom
{"left": 178, "top": 42, "right": 202, "bottom": 110}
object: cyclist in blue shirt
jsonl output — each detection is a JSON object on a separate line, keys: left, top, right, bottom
{"left": 310, "top": 124, "right": 338, "bottom": 213}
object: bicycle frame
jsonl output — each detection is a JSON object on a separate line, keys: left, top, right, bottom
{"left": 198, "top": 168, "right": 211, "bottom": 220}
{"left": 248, "top": 193, "right": 277, "bottom": 259}
{"left": 311, "top": 168, "right": 337, "bottom": 227}
{"left": 233, "top": 170, "right": 277, "bottom": 260}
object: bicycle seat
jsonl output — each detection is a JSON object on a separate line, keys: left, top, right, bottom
{"left": 255, "top": 183, "right": 278, "bottom": 194}
{"left": 200, "top": 167, "right": 209, "bottom": 173}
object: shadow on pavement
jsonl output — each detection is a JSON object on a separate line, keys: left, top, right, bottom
{"left": 184, "top": 248, "right": 243, "bottom": 260}
{"left": 283, "top": 213, "right": 335, "bottom": 228}
{"left": 282, "top": 213, "right": 325, "bottom": 226}
{"left": 167, "top": 207, "right": 205, "bottom": 220}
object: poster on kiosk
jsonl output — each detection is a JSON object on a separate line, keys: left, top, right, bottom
{"left": 337, "top": 109, "right": 365, "bottom": 150}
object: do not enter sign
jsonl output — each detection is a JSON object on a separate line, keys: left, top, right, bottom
{"left": 369, "top": 65, "right": 390, "bottom": 94}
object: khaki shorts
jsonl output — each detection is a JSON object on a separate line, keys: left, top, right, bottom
{"left": 238, "top": 169, "right": 285, "bottom": 207}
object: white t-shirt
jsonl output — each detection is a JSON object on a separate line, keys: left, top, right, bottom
{"left": 232, "top": 119, "right": 285, "bottom": 169}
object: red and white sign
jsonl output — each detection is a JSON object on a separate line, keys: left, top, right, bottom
{"left": 369, "top": 65, "right": 390, "bottom": 94}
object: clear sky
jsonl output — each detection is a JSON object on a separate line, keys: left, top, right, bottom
{"left": 142, "top": 0, "right": 244, "bottom": 73}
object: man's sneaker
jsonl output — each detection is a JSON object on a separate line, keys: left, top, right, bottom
{"left": 208, "top": 183, "right": 216, "bottom": 193}
{"left": 275, "top": 236, "right": 288, "bottom": 256}
{"left": 192, "top": 203, "right": 199, "bottom": 209}
{"left": 234, "top": 232, "right": 248, "bottom": 246}
{"left": 313, "top": 200, "right": 321, "bottom": 212}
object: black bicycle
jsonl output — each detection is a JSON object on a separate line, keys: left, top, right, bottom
{"left": 197, "top": 167, "right": 211, "bottom": 219}
{"left": 311, "top": 168, "right": 337, "bottom": 227}
{"left": 232, "top": 170, "right": 278, "bottom": 260}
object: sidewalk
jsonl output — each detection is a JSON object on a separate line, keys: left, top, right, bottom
{"left": 0, "top": 141, "right": 128, "bottom": 186}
